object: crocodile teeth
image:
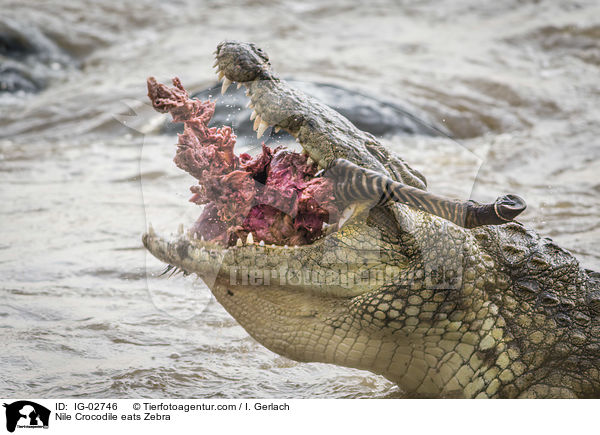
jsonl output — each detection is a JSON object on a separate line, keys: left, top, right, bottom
{"left": 253, "top": 114, "right": 262, "bottom": 131}
{"left": 259, "top": 240, "right": 265, "bottom": 247}
{"left": 246, "top": 232, "right": 254, "bottom": 244}
{"left": 322, "top": 222, "right": 336, "bottom": 235}
{"left": 148, "top": 223, "right": 155, "bottom": 237}
{"left": 338, "top": 204, "right": 357, "bottom": 229}
{"left": 256, "top": 120, "right": 269, "bottom": 138}
{"left": 274, "top": 126, "right": 281, "bottom": 133}
{"left": 221, "top": 78, "right": 232, "bottom": 94}
{"left": 246, "top": 100, "right": 254, "bottom": 109}
{"left": 217, "top": 71, "right": 225, "bottom": 81}
{"left": 306, "top": 157, "right": 315, "bottom": 166}
{"left": 213, "top": 59, "right": 219, "bottom": 68}
{"left": 237, "top": 82, "right": 242, "bottom": 89}
{"left": 178, "top": 223, "right": 184, "bottom": 235}
{"left": 250, "top": 110, "right": 257, "bottom": 121}
{"left": 236, "top": 238, "right": 243, "bottom": 247}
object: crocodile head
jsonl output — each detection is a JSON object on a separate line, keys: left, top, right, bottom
{"left": 143, "top": 41, "right": 600, "bottom": 398}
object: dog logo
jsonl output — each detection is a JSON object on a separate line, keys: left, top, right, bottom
{"left": 3, "top": 401, "right": 50, "bottom": 433}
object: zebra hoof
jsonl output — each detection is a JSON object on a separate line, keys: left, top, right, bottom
{"left": 494, "top": 194, "right": 527, "bottom": 221}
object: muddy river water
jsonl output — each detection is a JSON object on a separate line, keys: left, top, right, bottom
{"left": 1, "top": 0, "right": 599, "bottom": 398}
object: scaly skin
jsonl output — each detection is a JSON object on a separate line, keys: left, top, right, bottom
{"left": 143, "top": 41, "right": 600, "bottom": 398}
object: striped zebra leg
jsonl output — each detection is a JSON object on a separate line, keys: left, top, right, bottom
{"left": 323, "top": 158, "right": 526, "bottom": 229}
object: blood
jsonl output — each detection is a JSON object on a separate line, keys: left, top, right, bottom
{"left": 147, "top": 77, "right": 338, "bottom": 246}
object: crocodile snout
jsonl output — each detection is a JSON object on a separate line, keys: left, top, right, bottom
{"left": 215, "top": 40, "right": 271, "bottom": 83}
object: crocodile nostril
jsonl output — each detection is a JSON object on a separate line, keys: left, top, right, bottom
{"left": 215, "top": 40, "right": 271, "bottom": 83}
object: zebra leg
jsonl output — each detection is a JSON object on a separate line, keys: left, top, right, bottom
{"left": 323, "top": 158, "right": 526, "bottom": 229}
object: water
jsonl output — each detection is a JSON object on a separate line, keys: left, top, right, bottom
{"left": 1, "top": 0, "right": 599, "bottom": 398}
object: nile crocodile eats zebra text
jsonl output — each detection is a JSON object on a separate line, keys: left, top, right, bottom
{"left": 142, "top": 41, "right": 600, "bottom": 398}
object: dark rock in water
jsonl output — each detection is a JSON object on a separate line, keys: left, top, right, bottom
{"left": 0, "top": 27, "right": 37, "bottom": 59}
{"left": 294, "top": 81, "right": 444, "bottom": 137}
{"left": 0, "top": 17, "right": 73, "bottom": 94}
{"left": 0, "top": 63, "right": 41, "bottom": 93}
{"left": 162, "top": 80, "right": 447, "bottom": 144}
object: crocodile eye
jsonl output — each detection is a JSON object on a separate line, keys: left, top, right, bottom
{"left": 573, "top": 311, "right": 591, "bottom": 326}
{"left": 515, "top": 280, "right": 539, "bottom": 300}
{"left": 554, "top": 312, "right": 571, "bottom": 327}
{"left": 559, "top": 299, "right": 576, "bottom": 310}
{"left": 540, "top": 292, "right": 560, "bottom": 307}
{"left": 586, "top": 291, "right": 600, "bottom": 314}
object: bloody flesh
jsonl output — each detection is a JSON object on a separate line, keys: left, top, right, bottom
{"left": 147, "top": 77, "right": 338, "bottom": 246}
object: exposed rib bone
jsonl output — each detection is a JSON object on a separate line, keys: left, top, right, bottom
{"left": 338, "top": 203, "right": 357, "bottom": 229}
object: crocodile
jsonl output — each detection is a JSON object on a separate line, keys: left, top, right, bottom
{"left": 142, "top": 41, "right": 600, "bottom": 398}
